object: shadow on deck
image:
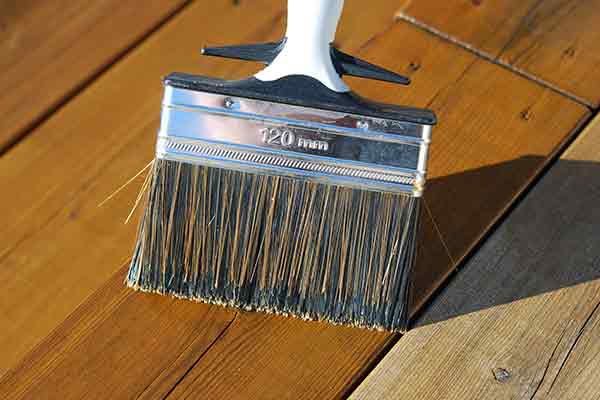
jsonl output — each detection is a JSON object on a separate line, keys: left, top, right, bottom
{"left": 411, "top": 155, "right": 600, "bottom": 326}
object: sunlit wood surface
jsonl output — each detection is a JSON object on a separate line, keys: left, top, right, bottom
{"left": 0, "top": 1, "right": 597, "bottom": 399}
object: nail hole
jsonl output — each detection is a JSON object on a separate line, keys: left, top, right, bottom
{"left": 408, "top": 61, "right": 421, "bottom": 72}
{"left": 520, "top": 109, "right": 532, "bottom": 121}
{"left": 563, "top": 46, "right": 576, "bottom": 58}
{"left": 492, "top": 368, "right": 511, "bottom": 383}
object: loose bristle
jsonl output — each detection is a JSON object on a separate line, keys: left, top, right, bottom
{"left": 127, "top": 159, "right": 421, "bottom": 331}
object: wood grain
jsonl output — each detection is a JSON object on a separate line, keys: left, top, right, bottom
{"left": 0, "top": 0, "right": 287, "bottom": 379}
{"left": 0, "top": 265, "right": 235, "bottom": 400}
{"left": 398, "top": 0, "right": 600, "bottom": 106}
{"left": 2, "top": 16, "right": 587, "bottom": 398}
{"left": 0, "top": 0, "right": 404, "bottom": 390}
{"left": 350, "top": 116, "right": 600, "bottom": 400}
{"left": 0, "top": 0, "right": 190, "bottom": 152}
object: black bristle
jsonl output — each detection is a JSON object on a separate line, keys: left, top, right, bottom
{"left": 127, "top": 159, "right": 421, "bottom": 332}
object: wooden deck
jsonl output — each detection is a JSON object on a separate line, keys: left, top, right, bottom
{"left": 0, "top": 1, "right": 598, "bottom": 399}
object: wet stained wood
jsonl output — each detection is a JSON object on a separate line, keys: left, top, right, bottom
{"left": 0, "top": 2, "right": 592, "bottom": 400}
{"left": 399, "top": 0, "right": 600, "bottom": 106}
{"left": 0, "top": 0, "right": 405, "bottom": 392}
{"left": 0, "top": 0, "right": 189, "bottom": 152}
{"left": 350, "top": 116, "right": 600, "bottom": 400}
{"left": 2, "top": 12, "right": 587, "bottom": 398}
{"left": 1, "top": 14, "right": 589, "bottom": 400}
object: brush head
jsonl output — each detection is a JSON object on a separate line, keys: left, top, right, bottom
{"left": 126, "top": 72, "right": 433, "bottom": 331}
{"left": 128, "top": 159, "right": 421, "bottom": 331}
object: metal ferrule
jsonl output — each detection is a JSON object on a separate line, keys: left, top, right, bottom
{"left": 157, "top": 85, "right": 432, "bottom": 196}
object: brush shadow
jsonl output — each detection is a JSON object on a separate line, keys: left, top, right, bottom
{"left": 409, "top": 155, "right": 600, "bottom": 326}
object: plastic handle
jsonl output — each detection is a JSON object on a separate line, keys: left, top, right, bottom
{"left": 255, "top": 0, "right": 350, "bottom": 92}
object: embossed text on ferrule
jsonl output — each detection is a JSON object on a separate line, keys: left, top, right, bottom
{"left": 260, "top": 127, "right": 330, "bottom": 152}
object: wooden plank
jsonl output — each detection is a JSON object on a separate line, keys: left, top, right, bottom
{"left": 398, "top": 0, "right": 600, "bottom": 106}
{"left": 0, "top": 0, "right": 189, "bottom": 152}
{"left": 0, "top": 0, "right": 403, "bottom": 389}
{"left": 2, "top": 17, "right": 586, "bottom": 399}
{"left": 0, "top": 6, "right": 590, "bottom": 400}
{"left": 350, "top": 116, "right": 600, "bottom": 400}
{"left": 2, "top": 16, "right": 589, "bottom": 400}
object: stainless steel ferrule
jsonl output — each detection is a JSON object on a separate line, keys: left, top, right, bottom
{"left": 157, "top": 85, "right": 432, "bottom": 196}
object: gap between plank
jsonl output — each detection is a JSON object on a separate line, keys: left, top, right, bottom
{"left": 0, "top": 0, "right": 194, "bottom": 157}
{"left": 345, "top": 111, "right": 596, "bottom": 399}
{"left": 143, "top": 312, "right": 239, "bottom": 400}
{"left": 541, "top": 297, "right": 600, "bottom": 398}
{"left": 395, "top": 12, "right": 595, "bottom": 110}
{"left": 338, "top": 333, "right": 401, "bottom": 399}
{"left": 409, "top": 108, "right": 594, "bottom": 323}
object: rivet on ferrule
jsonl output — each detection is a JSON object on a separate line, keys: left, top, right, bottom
{"left": 224, "top": 97, "right": 238, "bottom": 109}
{"left": 356, "top": 120, "right": 370, "bottom": 130}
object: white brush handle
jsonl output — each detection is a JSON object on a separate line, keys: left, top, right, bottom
{"left": 255, "top": 0, "right": 349, "bottom": 92}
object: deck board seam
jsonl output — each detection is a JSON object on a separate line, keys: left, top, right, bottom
{"left": 338, "top": 333, "right": 402, "bottom": 399}
{"left": 543, "top": 296, "right": 600, "bottom": 398}
{"left": 528, "top": 321, "right": 568, "bottom": 400}
{"left": 161, "top": 311, "right": 239, "bottom": 400}
{"left": 394, "top": 12, "right": 595, "bottom": 109}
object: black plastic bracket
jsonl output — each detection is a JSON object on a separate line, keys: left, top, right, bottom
{"left": 202, "top": 39, "right": 286, "bottom": 65}
{"left": 165, "top": 73, "right": 436, "bottom": 125}
{"left": 201, "top": 39, "right": 411, "bottom": 86}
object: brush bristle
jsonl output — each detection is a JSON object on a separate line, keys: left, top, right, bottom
{"left": 127, "top": 159, "right": 421, "bottom": 331}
